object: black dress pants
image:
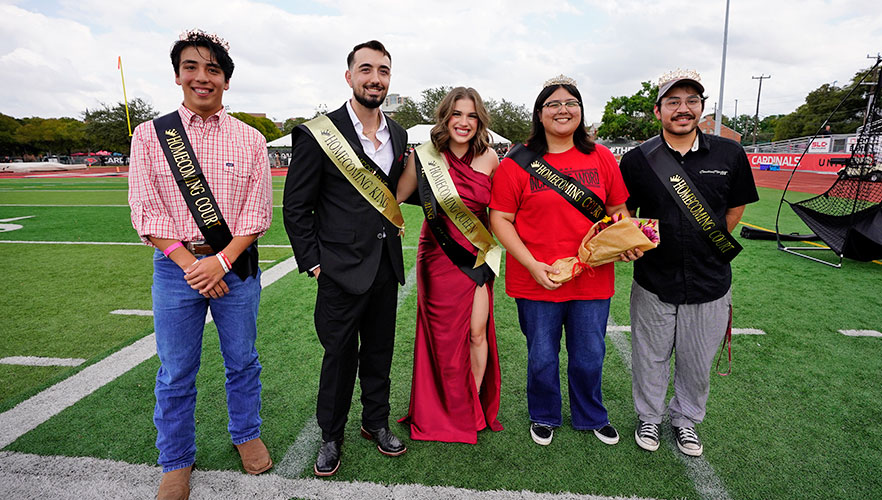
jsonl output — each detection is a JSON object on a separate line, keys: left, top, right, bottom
{"left": 313, "top": 249, "right": 398, "bottom": 441}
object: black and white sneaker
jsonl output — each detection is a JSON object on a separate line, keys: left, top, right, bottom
{"left": 593, "top": 424, "right": 619, "bottom": 445}
{"left": 673, "top": 426, "right": 703, "bottom": 456}
{"left": 635, "top": 420, "right": 660, "bottom": 451}
{"left": 530, "top": 423, "right": 554, "bottom": 446}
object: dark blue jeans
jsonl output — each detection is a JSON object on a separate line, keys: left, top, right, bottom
{"left": 516, "top": 298, "right": 611, "bottom": 430}
{"left": 151, "top": 250, "right": 263, "bottom": 472}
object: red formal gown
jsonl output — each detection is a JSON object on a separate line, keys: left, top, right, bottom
{"left": 399, "top": 151, "right": 504, "bottom": 443}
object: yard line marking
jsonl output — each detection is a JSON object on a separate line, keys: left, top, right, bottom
{"left": 606, "top": 319, "right": 733, "bottom": 500}
{"left": 0, "top": 204, "right": 128, "bottom": 207}
{"left": 839, "top": 329, "right": 882, "bottom": 338}
{"left": 277, "top": 263, "right": 419, "bottom": 477}
{"left": 0, "top": 356, "right": 85, "bottom": 367}
{"left": 0, "top": 240, "right": 142, "bottom": 246}
{"left": 606, "top": 325, "right": 765, "bottom": 335}
{"left": 0, "top": 256, "right": 298, "bottom": 450}
{"left": 275, "top": 416, "right": 321, "bottom": 478}
{"left": 110, "top": 309, "right": 153, "bottom": 317}
{"left": 0, "top": 451, "right": 659, "bottom": 500}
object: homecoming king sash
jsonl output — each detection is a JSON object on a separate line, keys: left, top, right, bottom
{"left": 638, "top": 136, "right": 742, "bottom": 262}
{"left": 506, "top": 144, "right": 606, "bottom": 223}
{"left": 303, "top": 115, "right": 404, "bottom": 231}
{"left": 414, "top": 144, "right": 500, "bottom": 285}
{"left": 152, "top": 112, "right": 258, "bottom": 281}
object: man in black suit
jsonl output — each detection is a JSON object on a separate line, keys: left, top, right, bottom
{"left": 283, "top": 40, "right": 408, "bottom": 477}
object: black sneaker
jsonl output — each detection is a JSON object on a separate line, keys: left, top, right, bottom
{"left": 673, "top": 425, "right": 703, "bottom": 457}
{"left": 593, "top": 424, "right": 619, "bottom": 445}
{"left": 530, "top": 423, "right": 554, "bottom": 446}
{"left": 635, "top": 420, "right": 660, "bottom": 451}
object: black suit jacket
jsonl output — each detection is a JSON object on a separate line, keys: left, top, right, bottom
{"left": 283, "top": 104, "right": 408, "bottom": 295}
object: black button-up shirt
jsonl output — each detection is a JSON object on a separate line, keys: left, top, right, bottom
{"left": 619, "top": 130, "right": 759, "bottom": 304}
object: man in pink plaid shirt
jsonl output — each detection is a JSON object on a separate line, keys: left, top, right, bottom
{"left": 127, "top": 30, "right": 273, "bottom": 500}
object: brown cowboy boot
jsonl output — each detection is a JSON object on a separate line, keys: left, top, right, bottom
{"left": 234, "top": 437, "right": 273, "bottom": 474}
{"left": 156, "top": 466, "right": 191, "bottom": 500}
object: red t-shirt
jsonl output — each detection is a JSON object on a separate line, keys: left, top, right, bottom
{"left": 489, "top": 145, "right": 629, "bottom": 301}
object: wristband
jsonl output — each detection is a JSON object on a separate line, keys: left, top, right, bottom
{"left": 216, "top": 253, "right": 230, "bottom": 273}
{"left": 163, "top": 241, "right": 183, "bottom": 257}
{"left": 219, "top": 251, "right": 233, "bottom": 270}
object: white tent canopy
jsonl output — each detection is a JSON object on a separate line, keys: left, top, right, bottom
{"left": 267, "top": 134, "right": 291, "bottom": 148}
{"left": 405, "top": 124, "right": 511, "bottom": 145}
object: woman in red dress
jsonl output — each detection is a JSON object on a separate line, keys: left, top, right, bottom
{"left": 396, "top": 87, "right": 503, "bottom": 443}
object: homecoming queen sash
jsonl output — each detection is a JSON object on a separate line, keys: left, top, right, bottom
{"left": 414, "top": 144, "right": 500, "bottom": 285}
{"left": 303, "top": 115, "right": 404, "bottom": 231}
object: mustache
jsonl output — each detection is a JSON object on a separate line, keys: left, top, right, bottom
{"left": 673, "top": 113, "right": 695, "bottom": 120}
{"left": 364, "top": 84, "right": 385, "bottom": 91}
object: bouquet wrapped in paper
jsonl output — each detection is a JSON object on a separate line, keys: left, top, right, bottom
{"left": 547, "top": 256, "right": 584, "bottom": 283}
{"left": 577, "top": 214, "right": 660, "bottom": 267}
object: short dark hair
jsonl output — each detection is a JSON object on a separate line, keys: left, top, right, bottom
{"left": 525, "top": 83, "right": 595, "bottom": 156}
{"left": 347, "top": 40, "right": 391, "bottom": 69}
{"left": 171, "top": 31, "right": 234, "bottom": 81}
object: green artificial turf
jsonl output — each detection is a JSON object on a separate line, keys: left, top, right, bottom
{"left": 1, "top": 176, "right": 880, "bottom": 499}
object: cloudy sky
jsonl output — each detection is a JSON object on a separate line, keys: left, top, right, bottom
{"left": 2, "top": 0, "right": 881, "bottom": 126}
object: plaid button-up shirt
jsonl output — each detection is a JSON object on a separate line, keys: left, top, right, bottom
{"left": 128, "top": 105, "right": 272, "bottom": 246}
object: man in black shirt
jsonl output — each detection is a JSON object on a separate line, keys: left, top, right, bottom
{"left": 619, "top": 70, "right": 758, "bottom": 457}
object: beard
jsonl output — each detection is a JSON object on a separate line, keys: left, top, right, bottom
{"left": 353, "top": 86, "right": 387, "bottom": 109}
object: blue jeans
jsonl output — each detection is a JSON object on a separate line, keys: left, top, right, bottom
{"left": 151, "top": 250, "right": 263, "bottom": 472}
{"left": 516, "top": 298, "right": 611, "bottom": 430}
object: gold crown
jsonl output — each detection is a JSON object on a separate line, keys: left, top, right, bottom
{"left": 658, "top": 69, "right": 701, "bottom": 88}
{"left": 543, "top": 74, "right": 577, "bottom": 88}
{"left": 179, "top": 29, "right": 230, "bottom": 52}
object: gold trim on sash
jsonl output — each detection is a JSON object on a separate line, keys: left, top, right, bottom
{"left": 415, "top": 143, "right": 501, "bottom": 275}
{"left": 304, "top": 115, "right": 404, "bottom": 230}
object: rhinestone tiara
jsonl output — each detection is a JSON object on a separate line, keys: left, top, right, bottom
{"left": 179, "top": 29, "right": 230, "bottom": 52}
{"left": 658, "top": 68, "right": 701, "bottom": 88}
{"left": 543, "top": 74, "right": 577, "bottom": 88}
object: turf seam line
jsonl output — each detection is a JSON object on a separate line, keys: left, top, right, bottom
{"left": 0, "top": 256, "right": 298, "bottom": 450}
{"left": 606, "top": 318, "right": 733, "bottom": 500}
{"left": 0, "top": 356, "right": 86, "bottom": 367}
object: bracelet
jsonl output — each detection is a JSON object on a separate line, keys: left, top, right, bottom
{"left": 218, "top": 251, "right": 233, "bottom": 270}
{"left": 216, "top": 253, "right": 230, "bottom": 273}
{"left": 163, "top": 241, "right": 183, "bottom": 257}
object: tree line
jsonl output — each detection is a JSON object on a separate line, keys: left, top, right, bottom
{"left": 3, "top": 65, "right": 874, "bottom": 158}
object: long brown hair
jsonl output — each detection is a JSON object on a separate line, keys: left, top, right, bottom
{"left": 430, "top": 87, "right": 491, "bottom": 156}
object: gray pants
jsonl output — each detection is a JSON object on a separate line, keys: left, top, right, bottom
{"left": 630, "top": 281, "right": 731, "bottom": 428}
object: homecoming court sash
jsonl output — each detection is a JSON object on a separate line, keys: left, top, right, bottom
{"left": 638, "top": 136, "right": 742, "bottom": 262}
{"left": 506, "top": 144, "right": 606, "bottom": 223}
{"left": 302, "top": 115, "right": 405, "bottom": 231}
{"left": 152, "top": 111, "right": 258, "bottom": 281}
{"left": 414, "top": 143, "right": 501, "bottom": 286}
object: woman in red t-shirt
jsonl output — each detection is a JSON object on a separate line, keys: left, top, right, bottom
{"left": 489, "top": 76, "right": 640, "bottom": 447}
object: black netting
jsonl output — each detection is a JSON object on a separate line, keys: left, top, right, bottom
{"left": 786, "top": 62, "right": 882, "bottom": 261}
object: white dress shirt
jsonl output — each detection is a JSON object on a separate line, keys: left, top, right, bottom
{"left": 345, "top": 99, "right": 394, "bottom": 175}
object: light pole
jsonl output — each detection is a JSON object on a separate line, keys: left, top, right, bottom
{"left": 713, "top": 0, "right": 731, "bottom": 136}
{"left": 752, "top": 74, "right": 771, "bottom": 150}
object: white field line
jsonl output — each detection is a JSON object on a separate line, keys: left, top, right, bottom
{"left": 110, "top": 309, "right": 153, "bottom": 317}
{"left": 606, "top": 319, "right": 733, "bottom": 500}
{"left": 0, "top": 257, "right": 298, "bottom": 450}
{"left": 276, "top": 264, "right": 420, "bottom": 477}
{"left": 0, "top": 240, "right": 142, "bottom": 246}
{"left": 0, "top": 356, "right": 85, "bottom": 367}
{"left": 0, "top": 204, "right": 128, "bottom": 207}
{"left": 839, "top": 329, "right": 882, "bottom": 338}
{"left": 606, "top": 325, "right": 765, "bottom": 335}
{"left": 0, "top": 451, "right": 658, "bottom": 500}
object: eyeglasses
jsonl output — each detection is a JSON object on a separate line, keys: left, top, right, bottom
{"left": 543, "top": 100, "right": 581, "bottom": 111}
{"left": 660, "top": 95, "right": 705, "bottom": 110}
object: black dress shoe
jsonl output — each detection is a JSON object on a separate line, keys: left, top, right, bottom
{"left": 314, "top": 439, "right": 342, "bottom": 477}
{"left": 360, "top": 426, "right": 407, "bottom": 456}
